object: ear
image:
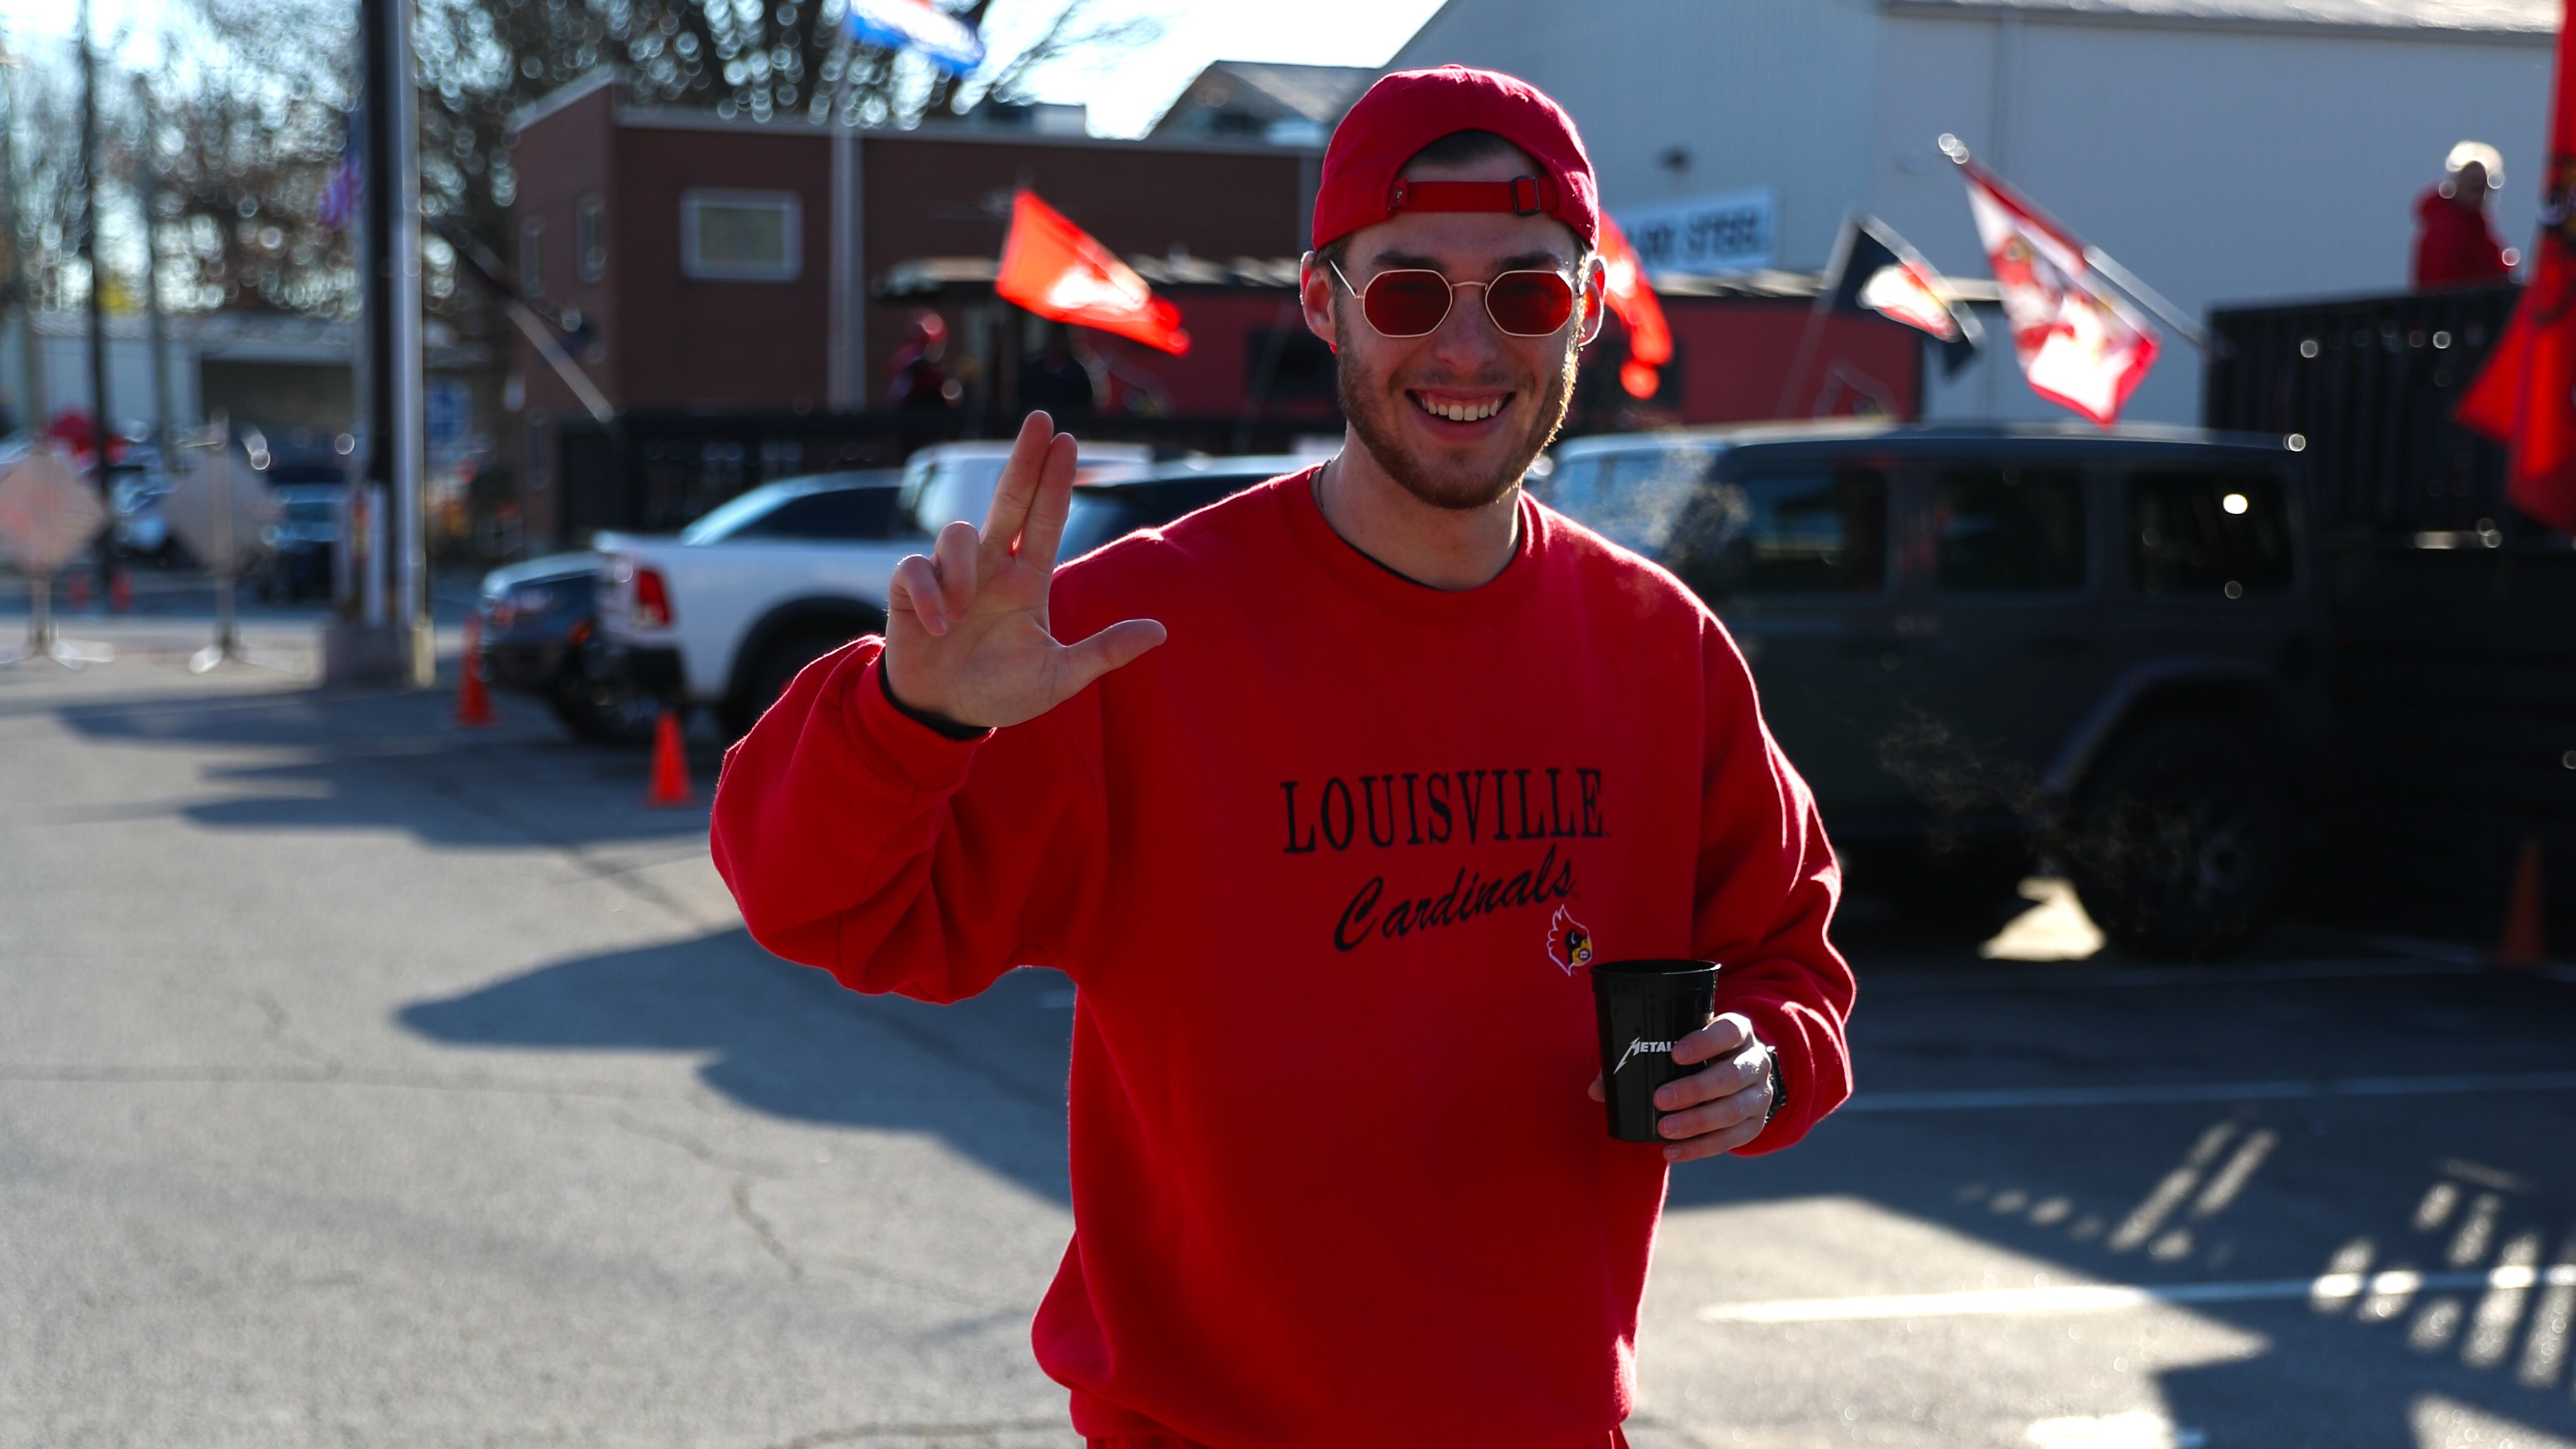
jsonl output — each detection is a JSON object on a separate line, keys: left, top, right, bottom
{"left": 1299, "top": 252, "right": 1340, "bottom": 351}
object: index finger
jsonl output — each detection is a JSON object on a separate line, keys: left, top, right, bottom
{"left": 1675, "top": 1012, "right": 1752, "bottom": 1065}
{"left": 980, "top": 410, "right": 1057, "bottom": 560}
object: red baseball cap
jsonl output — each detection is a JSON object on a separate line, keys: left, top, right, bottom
{"left": 1311, "top": 66, "right": 1599, "bottom": 254}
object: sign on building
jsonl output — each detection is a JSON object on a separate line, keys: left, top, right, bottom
{"left": 1611, "top": 189, "right": 1778, "bottom": 275}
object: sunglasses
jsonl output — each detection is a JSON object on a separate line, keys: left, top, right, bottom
{"left": 1328, "top": 260, "right": 1599, "bottom": 341}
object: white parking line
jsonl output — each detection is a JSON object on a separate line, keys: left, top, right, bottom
{"left": 1866, "top": 958, "right": 2488, "bottom": 993}
{"left": 1840, "top": 1070, "right": 2576, "bottom": 1114}
{"left": 1696, "top": 1264, "right": 2576, "bottom": 1324}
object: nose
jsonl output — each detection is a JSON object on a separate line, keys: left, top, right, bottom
{"left": 1427, "top": 279, "right": 1509, "bottom": 363}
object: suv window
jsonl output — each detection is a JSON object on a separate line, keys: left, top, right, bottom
{"left": 736, "top": 487, "right": 898, "bottom": 539}
{"left": 2130, "top": 468, "right": 2294, "bottom": 596}
{"left": 1543, "top": 444, "right": 1714, "bottom": 552}
{"left": 1675, "top": 467, "right": 1889, "bottom": 597}
{"left": 1935, "top": 465, "right": 2087, "bottom": 592}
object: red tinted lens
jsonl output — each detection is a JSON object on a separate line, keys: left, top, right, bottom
{"left": 1360, "top": 270, "right": 1454, "bottom": 337}
{"left": 1484, "top": 270, "right": 1576, "bottom": 335}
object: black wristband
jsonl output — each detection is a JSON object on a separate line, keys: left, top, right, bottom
{"left": 876, "top": 657, "right": 988, "bottom": 741}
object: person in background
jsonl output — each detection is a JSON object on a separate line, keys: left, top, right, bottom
{"left": 887, "top": 311, "right": 962, "bottom": 410}
{"left": 2413, "top": 141, "right": 2519, "bottom": 290}
{"left": 1017, "top": 323, "right": 1097, "bottom": 419}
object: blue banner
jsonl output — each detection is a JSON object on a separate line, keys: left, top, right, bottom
{"left": 846, "top": 0, "right": 985, "bottom": 76}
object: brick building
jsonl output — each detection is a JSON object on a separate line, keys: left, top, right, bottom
{"left": 505, "top": 71, "right": 1924, "bottom": 544}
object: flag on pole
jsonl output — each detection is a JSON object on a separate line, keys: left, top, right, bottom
{"left": 2455, "top": 0, "right": 2576, "bottom": 533}
{"left": 1820, "top": 215, "right": 1982, "bottom": 378}
{"left": 845, "top": 0, "right": 986, "bottom": 77}
{"left": 1596, "top": 215, "right": 1673, "bottom": 399}
{"left": 1954, "top": 155, "right": 2159, "bottom": 425}
{"left": 318, "top": 109, "right": 362, "bottom": 232}
{"left": 994, "top": 191, "right": 1190, "bottom": 355}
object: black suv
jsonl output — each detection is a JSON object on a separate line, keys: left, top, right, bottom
{"left": 1537, "top": 422, "right": 2324, "bottom": 956}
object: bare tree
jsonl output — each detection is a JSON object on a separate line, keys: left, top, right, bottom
{"left": 9, "top": 0, "right": 1155, "bottom": 335}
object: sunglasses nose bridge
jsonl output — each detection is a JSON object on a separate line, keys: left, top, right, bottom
{"left": 1430, "top": 279, "right": 1512, "bottom": 348}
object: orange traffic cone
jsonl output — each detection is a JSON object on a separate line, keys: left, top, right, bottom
{"left": 453, "top": 614, "right": 499, "bottom": 727}
{"left": 2496, "top": 833, "right": 2548, "bottom": 970}
{"left": 645, "top": 708, "right": 693, "bottom": 806}
{"left": 108, "top": 567, "right": 132, "bottom": 614}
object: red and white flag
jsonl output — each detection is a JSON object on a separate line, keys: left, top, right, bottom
{"left": 1596, "top": 216, "right": 1673, "bottom": 399}
{"left": 994, "top": 190, "right": 1190, "bottom": 355}
{"left": 1957, "top": 157, "right": 2158, "bottom": 425}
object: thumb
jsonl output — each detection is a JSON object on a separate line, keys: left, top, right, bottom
{"left": 1052, "top": 617, "right": 1168, "bottom": 698}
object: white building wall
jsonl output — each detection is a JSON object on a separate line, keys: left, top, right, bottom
{"left": 33, "top": 327, "right": 198, "bottom": 434}
{"left": 1384, "top": 0, "right": 2555, "bottom": 425}
{"left": 1385, "top": 0, "right": 1883, "bottom": 270}
{"left": 1872, "top": 11, "right": 2554, "bottom": 424}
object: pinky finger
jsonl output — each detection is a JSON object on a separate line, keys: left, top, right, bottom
{"left": 1664, "top": 1121, "right": 1761, "bottom": 1164}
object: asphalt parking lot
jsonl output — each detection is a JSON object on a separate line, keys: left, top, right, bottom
{"left": 2, "top": 610, "right": 2571, "bottom": 1449}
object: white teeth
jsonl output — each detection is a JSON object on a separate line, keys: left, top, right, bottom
{"left": 1420, "top": 396, "right": 1501, "bottom": 422}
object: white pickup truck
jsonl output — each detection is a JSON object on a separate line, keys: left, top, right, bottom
{"left": 595, "top": 441, "right": 1153, "bottom": 737}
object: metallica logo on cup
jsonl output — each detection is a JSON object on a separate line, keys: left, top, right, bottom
{"left": 1612, "top": 1037, "right": 1673, "bottom": 1075}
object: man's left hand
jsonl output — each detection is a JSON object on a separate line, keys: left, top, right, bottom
{"left": 1586, "top": 1012, "right": 1775, "bottom": 1162}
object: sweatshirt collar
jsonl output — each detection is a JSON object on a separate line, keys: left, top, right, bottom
{"left": 1273, "top": 463, "right": 1547, "bottom": 631}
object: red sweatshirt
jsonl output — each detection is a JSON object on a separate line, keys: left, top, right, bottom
{"left": 2413, "top": 187, "right": 2511, "bottom": 290}
{"left": 711, "top": 470, "right": 1854, "bottom": 1448}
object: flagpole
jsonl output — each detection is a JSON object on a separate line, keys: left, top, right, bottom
{"left": 1776, "top": 215, "right": 1859, "bottom": 417}
{"left": 2078, "top": 245, "right": 2206, "bottom": 351}
{"left": 1937, "top": 133, "right": 2204, "bottom": 350}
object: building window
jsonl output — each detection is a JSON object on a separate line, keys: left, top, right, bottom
{"left": 520, "top": 218, "right": 544, "bottom": 298}
{"left": 576, "top": 196, "right": 607, "bottom": 282}
{"left": 681, "top": 190, "right": 800, "bottom": 282}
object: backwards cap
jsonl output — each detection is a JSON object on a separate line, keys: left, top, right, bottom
{"left": 1311, "top": 66, "right": 1599, "bottom": 254}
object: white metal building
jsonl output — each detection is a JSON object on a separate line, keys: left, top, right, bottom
{"left": 1384, "top": 0, "right": 2556, "bottom": 425}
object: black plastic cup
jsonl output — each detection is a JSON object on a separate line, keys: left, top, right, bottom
{"left": 1591, "top": 958, "right": 1719, "bottom": 1143}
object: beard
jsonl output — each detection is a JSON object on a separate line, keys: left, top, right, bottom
{"left": 1334, "top": 310, "right": 1581, "bottom": 513}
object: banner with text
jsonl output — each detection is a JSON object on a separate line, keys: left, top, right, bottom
{"left": 1609, "top": 189, "right": 1777, "bottom": 275}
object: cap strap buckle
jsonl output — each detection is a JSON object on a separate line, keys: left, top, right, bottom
{"left": 1386, "top": 175, "right": 1551, "bottom": 219}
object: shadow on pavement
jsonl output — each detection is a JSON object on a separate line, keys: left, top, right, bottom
{"left": 1666, "top": 959, "right": 2576, "bottom": 1449}
{"left": 42, "top": 681, "right": 720, "bottom": 850}
{"left": 398, "top": 929, "right": 1075, "bottom": 1204}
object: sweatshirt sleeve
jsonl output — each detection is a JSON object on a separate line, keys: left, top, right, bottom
{"left": 1690, "top": 616, "right": 1856, "bottom": 1155}
{"left": 708, "top": 635, "right": 1108, "bottom": 1003}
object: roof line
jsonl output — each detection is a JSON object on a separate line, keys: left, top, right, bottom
{"left": 607, "top": 103, "right": 1321, "bottom": 155}
{"left": 508, "top": 68, "right": 620, "bottom": 137}
{"left": 1879, "top": 0, "right": 2556, "bottom": 42}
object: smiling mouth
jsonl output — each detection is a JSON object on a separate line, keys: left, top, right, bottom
{"left": 1409, "top": 390, "right": 1511, "bottom": 424}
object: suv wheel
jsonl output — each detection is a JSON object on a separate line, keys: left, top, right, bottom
{"left": 2066, "top": 720, "right": 2289, "bottom": 958}
{"left": 722, "top": 626, "right": 859, "bottom": 740}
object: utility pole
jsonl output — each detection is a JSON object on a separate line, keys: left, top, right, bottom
{"left": 133, "top": 74, "right": 172, "bottom": 467}
{"left": 324, "top": 0, "right": 429, "bottom": 684}
{"left": 78, "top": 0, "right": 112, "bottom": 598}
{"left": 0, "top": 24, "right": 43, "bottom": 434}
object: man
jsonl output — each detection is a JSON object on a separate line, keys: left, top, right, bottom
{"left": 888, "top": 310, "right": 962, "bottom": 410}
{"left": 2414, "top": 141, "right": 2517, "bottom": 290}
{"left": 713, "top": 66, "right": 1852, "bottom": 1448}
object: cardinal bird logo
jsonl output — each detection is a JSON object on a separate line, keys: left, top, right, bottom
{"left": 1545, "top": 905, "right": 1595, "bottom": 976}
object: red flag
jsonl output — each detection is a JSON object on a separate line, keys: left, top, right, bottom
{"left": 1596, "top": 216, "right": 1673, "bottom": 400}
{"left": 2456, "top": 0, "right": 2576, "bottom": 533}
{"left": 994, "top": 190, "right": 1190, "bottom": 356}
{"left": 1956, "top": 157, "right": 2160, "bottom": 426}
